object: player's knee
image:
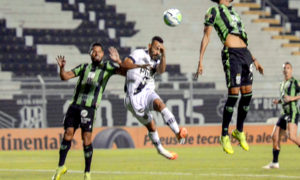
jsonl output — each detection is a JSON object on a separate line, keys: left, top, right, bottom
{"left": 82, "top": 132, "right": 92, "bottom": 144}
{"left": 153, "top": 99, "right": 165, "bottom": 111}
{"left": 83, "top": 136, "right": 92, "bottom": 146}
{"left": 288, "top": 132, "right": 296, "bottom": 142}
{"left": 64, "top": 129, "right": 74, "bottom": 140}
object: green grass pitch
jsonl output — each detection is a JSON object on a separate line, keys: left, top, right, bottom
{"left": 0, "top": 145, "right": 299, "bottom": 180}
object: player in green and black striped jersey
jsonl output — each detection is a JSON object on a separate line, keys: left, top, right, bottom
{"left": 194, "top": 0, "right": 264, "bottom": 154}
{"left": 52, "top": 42, "right": 143, "bottom": 180}
{"left": 263, "top": 62, "right": 300, "bottom": 169}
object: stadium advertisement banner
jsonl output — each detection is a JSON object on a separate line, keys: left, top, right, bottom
{"left": 0, "top": 125, "right": 291, "bottom": 151}
{"left": 0, "top": 94, "right": 280, "bottom": 129}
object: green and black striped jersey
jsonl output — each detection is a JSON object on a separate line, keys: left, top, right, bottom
{"left": 279, "top": 77, "right": 300, "bottom": 114}
{"left": 70, "top": 61, "right": 117, "bottom": 109}
{"left": 204, "top": 4, "right": 248, "bottom": 45}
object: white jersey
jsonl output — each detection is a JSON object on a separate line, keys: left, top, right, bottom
{"left": 125, "top": 49, "right": 160, "bottom": 96}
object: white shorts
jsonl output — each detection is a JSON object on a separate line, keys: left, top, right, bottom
{"left": 124, "top": 90, "right": 161, "bottom": 125}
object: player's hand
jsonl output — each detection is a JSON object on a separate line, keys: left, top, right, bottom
{"left": 194, "top": 62, "right": 203, "bottom": 80}
{"left": 253, "top": 59, "right": 264, "bottom": 75}
{"left": 160, "top": 44, "right": 165, "bottom": 56}
{"left": 109, "top": 47, "right": 121, "bottom": 64}
{"left": 273, "top": 99, "right": 279, "bottom": 104}
{"left": 56, "top": 55, "right": 66, "bottom": 69}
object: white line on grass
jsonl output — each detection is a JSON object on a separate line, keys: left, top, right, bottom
{"left": 0, "top": 169, "right": 299, "bottom": 179}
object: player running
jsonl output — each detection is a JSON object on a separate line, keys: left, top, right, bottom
{"left": 110, "top": 36, "right": 188, "bottom": 160}
{"left": 194, "top": 0, "right": 264, "bottom": 154}
{"left": 263, "top": 62, "right": 300, "bottom": 169}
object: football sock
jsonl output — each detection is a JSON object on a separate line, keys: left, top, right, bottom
{"left": 222, "top": 94, "right": 239, "bottom": 136}
{"left": 84, "top": 144, "right": 93, "bottom": 172}
{"left": 148, "top": 131, "right": 164, "bottom": 152}
{"left": 237, "top": 92, "right": 252, "bottom": 132}
{"left": 161, "top": 108, "right": 180, "bottom": 134}
{"left": 272, "top": 148, "right": 280, "bottom": 163}
{"left": 58, "top": 139, "right": 71, "bottom": 166}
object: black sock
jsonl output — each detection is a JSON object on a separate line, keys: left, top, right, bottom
{"left": 58, "top": 139, "right": 71, "bottom": 166}
{"left": 222, "top": 95, "right": 239, "bottom": 136}
{"left": 237, "top": 92, "right": 252, "bottom": 132}
{"left": 272, "top": 148, "right": 280, "bottom": 163}
{"left": 84, "top": 144, "right": 93, "bottom": 172}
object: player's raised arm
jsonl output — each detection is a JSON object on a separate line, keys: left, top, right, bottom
{"left": 56, "top": 55, "right": 75, "bottom": 80}
{"left": 194, "top": 25, "right": 213, "bottom": 79}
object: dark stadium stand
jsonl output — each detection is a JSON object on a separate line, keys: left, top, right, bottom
{"left": 259, "top": 0, "right": 300, "bottom": 54}
{"left": 267, "top": 0, "right": 300, "bottom": 32}
{"left": 0, "top": 0, "right": 140, "bottom": 77}
{"left": 26, "top": 0, "right": 138, "bottom": 54}
{"left": 0, "top": 19, "right": 57, "bottom": 77}
{"left": 239, "top": 0, "right": 300, "bottom": 55}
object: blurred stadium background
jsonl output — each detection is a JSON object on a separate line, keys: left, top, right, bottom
{"left": 0, "top": 0, "right": 300, "bottom": 179}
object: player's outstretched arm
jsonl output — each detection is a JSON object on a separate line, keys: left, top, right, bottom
{"left": 284, "top": 95, "right": 300, "bottom": 102}
{"left": 109, "top": 47, "right": 150, "bottom": 76}
{"left": 56, "top": 55, "right": 75, "bottom": 80}
{"left": 156, "top": 44, "right": 166, "bottom": 74}
{"left": 194, "top": 26, "right": 213, "bottom": 80}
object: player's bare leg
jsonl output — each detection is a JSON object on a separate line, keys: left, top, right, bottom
{"left": 287, "top": 123, "right": 300, "bottom": 146}
{"left": 263, "top": 126, "right": 282, "bottom": 169}
{"left": 153, "top": 98, "right": 187, "bottom": 144}
{"left": 146, "top": 120, "right": 177, "bottom": 160}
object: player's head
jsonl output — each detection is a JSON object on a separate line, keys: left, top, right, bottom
{"left": 283, "top": 62, "right": 292, "bottom": 79}
{"left": 211, "top": 0, "right": 233, "bottom": 3}
{"left": 89, "top": 42, "right": 104, "bottom": 63}
{"left": 149, "top": 36, "right": 164, "bottom": 60}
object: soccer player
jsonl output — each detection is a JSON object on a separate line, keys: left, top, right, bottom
{"left": 52, "top": 42, "right": 142, "bottom": 180}
{"left": 263, "top": 62, "right": 300, "bottom": 169}
{"left": 110, "top": 36, "right": 187, "bottom": 160}
{"left": 194, "top": 0, "right": 264, "bottom": 154}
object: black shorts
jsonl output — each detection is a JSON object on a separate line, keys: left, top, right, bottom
{"left": 222, "top": 47, "right": 254, "bottom": 88}
{"left": 276, "top": 113, "right": 299, "bottom": 130}
{"left": 64, "top": 104, "right": 96, "bottom": 132}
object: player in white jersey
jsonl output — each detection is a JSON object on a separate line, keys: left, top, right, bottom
{"left": 110, "top": 36, "right": 187, "bottom": 160}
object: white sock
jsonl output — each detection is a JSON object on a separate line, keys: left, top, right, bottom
{"left": 161, "top": 108, "right": 180, "bottom": 134}
{"left": 148, "top": 131, "right": 164, "bottom": 152}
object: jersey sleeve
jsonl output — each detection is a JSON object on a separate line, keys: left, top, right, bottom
{"left": 71, "top": 64, "right": 86, "bottom": 77}
{"left": 127, "top": 50, "right": 140, "bottom": 64}
{"left": 105, "top": 61, "right": 119, "bottom": 74}
{"left": 204, "top": 7, "right": 217, "bottom": 26}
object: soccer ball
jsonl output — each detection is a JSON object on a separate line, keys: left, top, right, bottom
{"left": 163, "top": 8, "right": 182, "bottom": 27}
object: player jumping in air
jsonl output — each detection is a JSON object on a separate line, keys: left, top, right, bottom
{"left": 194, "top": 0, "right": 264, "bottom": 154}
